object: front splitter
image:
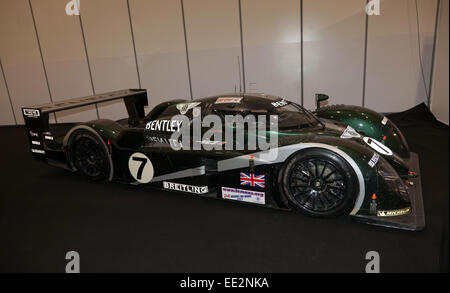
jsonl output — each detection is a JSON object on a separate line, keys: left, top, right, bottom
{"left": 351, "top": 152, "right": 425, "bottom": 231}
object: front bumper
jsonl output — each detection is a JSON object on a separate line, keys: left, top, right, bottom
{"left": 351, "top": 152, "right": 425, "bottom": 231}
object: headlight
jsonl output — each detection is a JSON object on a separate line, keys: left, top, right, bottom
{"left": 377, "top": 158, "right": 410, "bottom": 203}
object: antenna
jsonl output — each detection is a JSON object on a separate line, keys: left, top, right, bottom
{"left": 237, "top": 56, "right": 242, "bottom": 93}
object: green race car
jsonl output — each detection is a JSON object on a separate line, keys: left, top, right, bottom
{"left": 22, "top": 89, "right": 425, "bottom": 231}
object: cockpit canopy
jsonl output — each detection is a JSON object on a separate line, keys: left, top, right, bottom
{"left": 145, "top": 93, "right": 321, "bottom": 130}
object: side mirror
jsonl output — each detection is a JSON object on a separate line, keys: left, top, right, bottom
{"left": 315, "top": 93, "right": 329, "bottom": 109}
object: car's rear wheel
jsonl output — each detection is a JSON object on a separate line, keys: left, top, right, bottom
{"left": 279, "top": 148, "right": 358, "bottom": 217}
{"left": 69, "top": 130, "right": 111, "bottom": 182}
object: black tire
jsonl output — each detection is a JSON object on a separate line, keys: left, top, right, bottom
{"left": 278, "top": 148, "right": 358, "bottom": 217}
{"left": 69, "top": 130, "right": 112, "bottom": 182}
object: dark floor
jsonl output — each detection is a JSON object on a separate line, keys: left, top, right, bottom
{"left": 0, "top": 103, "right": 448, "bottom": 273}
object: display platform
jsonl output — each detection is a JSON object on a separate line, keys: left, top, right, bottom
{"left": 0, "top": 103, "right": 448, "bottom": 272}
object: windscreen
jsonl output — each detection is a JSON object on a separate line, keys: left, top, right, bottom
{"left": 212, "top": 100, "right": 321, "bottom": 130}
{"left": 275, "top": 103, "right": 321, "bottom": 129}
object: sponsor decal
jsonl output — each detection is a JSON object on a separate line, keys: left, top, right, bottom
{"left": 215, "top": 97, "right": 242, "bottom": 104}
{"left": 128, "top": 152, "right": 154, "bottom": 183}
{"left": 147, "top": 136, "right": 180, "bottom": 146}
{"left": 176, "top": 102, "right": 201, "bottom": 115}
{"left": 271, "top": 100, "right": 288, "bottom": 107}
{"left": 340, "top": 126, "right": 361, "bottom": 139}
{"left": 31, "top": 141, "right": 41, "bottom": 146}
{"left": 381, "top": 116, "right": 388, "bottom": 125}
{"left": 29, "top": 131, "right": 39, "bottom": 137}
{"left": 23, "top": 108, "right": 40, "bottom": 118}
{"left": 221, "top": 187, "right": 265, "bottom": 204}
{"left": 163, "top": 181, "right": 208, "bottom": 194}
{"left": 368, "top": 152, "right": 380, "bottom": 168}
{"left": 377, "top": 207, "right": 411, "bottom": 217}
{"left": 31, "top": 149, "right": 45, "bottom": 154}
{"left": 363, "top": 137, "right": 393, "bottom": 156}
{"left": 370, "top": 198, "right": 377, "bottom": 214}
{"left": 41, "top": 132, "right": 54, "bottom": 140}
{"left": 145, "top": 119, "right": 183, "bottom": 132}
{"left": 240, "top": 172, "right": 265, "bottom": 188}
{"left": 195, "top": 140, "right": 225, "bottom": 146}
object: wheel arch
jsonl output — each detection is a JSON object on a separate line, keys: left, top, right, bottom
{"left": 315, "top": 105, "right": 410, "bottom": 158}
{"left": 273, "top": 143, "right": 367, "bottom": 215}
{"left": 64, "top": 124, "right": 114, "bottom": 182}
{"left": 219, "top": 141, "right": 370, "bottom": 214}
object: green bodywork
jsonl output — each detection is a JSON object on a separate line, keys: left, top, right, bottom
{"left": 77, "top": 102, "right": 412, "bottom": 217}
{"left": 314, "top": 105, "right": 409, "bottom": 158}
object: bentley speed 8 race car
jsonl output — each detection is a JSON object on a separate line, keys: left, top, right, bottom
{"left": 22, "top": 89, "right": 425, "bottom": 231}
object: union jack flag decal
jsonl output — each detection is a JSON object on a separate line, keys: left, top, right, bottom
{"left": 240, "top": 172, "right": 265, "bottom": 188}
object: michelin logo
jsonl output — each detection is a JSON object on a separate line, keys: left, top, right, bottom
{"left": 377, "top": 207, "right": 411, "bottom": 217}
{"left": 163, "top": 181, "right": 208, "bottom": 194}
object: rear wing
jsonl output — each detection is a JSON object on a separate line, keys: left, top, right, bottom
{"left": 23, "top": 88, "right": 147, "bottom": 119}
{"left": 22, "top": 89, "right": 148, "bottom": 159}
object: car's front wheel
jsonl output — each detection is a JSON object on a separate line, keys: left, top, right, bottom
{"left": 279, "top": 148, "right": 358, "bottom": 217}
{"left": 69, "top": 130, "right": 112, "bottom": 182}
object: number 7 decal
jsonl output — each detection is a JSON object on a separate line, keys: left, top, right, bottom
{"left": 132, "top": 156, "right": 147, "bottom": 180}
{"left": 128, "top": 152, "right": 154, "bottom": 183}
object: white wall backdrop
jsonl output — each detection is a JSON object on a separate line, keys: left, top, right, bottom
{"left": 303, "top": 0, "right": 366, "bottom": 109}
{"left": 0, "top": 0, "right": 53, "bottom": 125}
{"left": 81, "top": 0, "right": 139, "bottom": 121}
{"left": 365, "top": 0, "right": 438, "bottom": 112}
{"left": 242, "top": 0, "right": 302, "bottom": 104}
{"left": 31, "top": 0, "right": 98, "bottom": 123}
{"left": 0, "top": 59, "right": 16, "bottom": 125}
{"left": 130, "top": 0, "right": 191, "bottom": 108}
{"left": 184, "top": 0, "right": 242, "bottom": 98}
{"left": 430, "top": 0, "right": 449, "bottom": 124}
{"left": 0, "top": 0, "right": 444, "bottom": 125}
